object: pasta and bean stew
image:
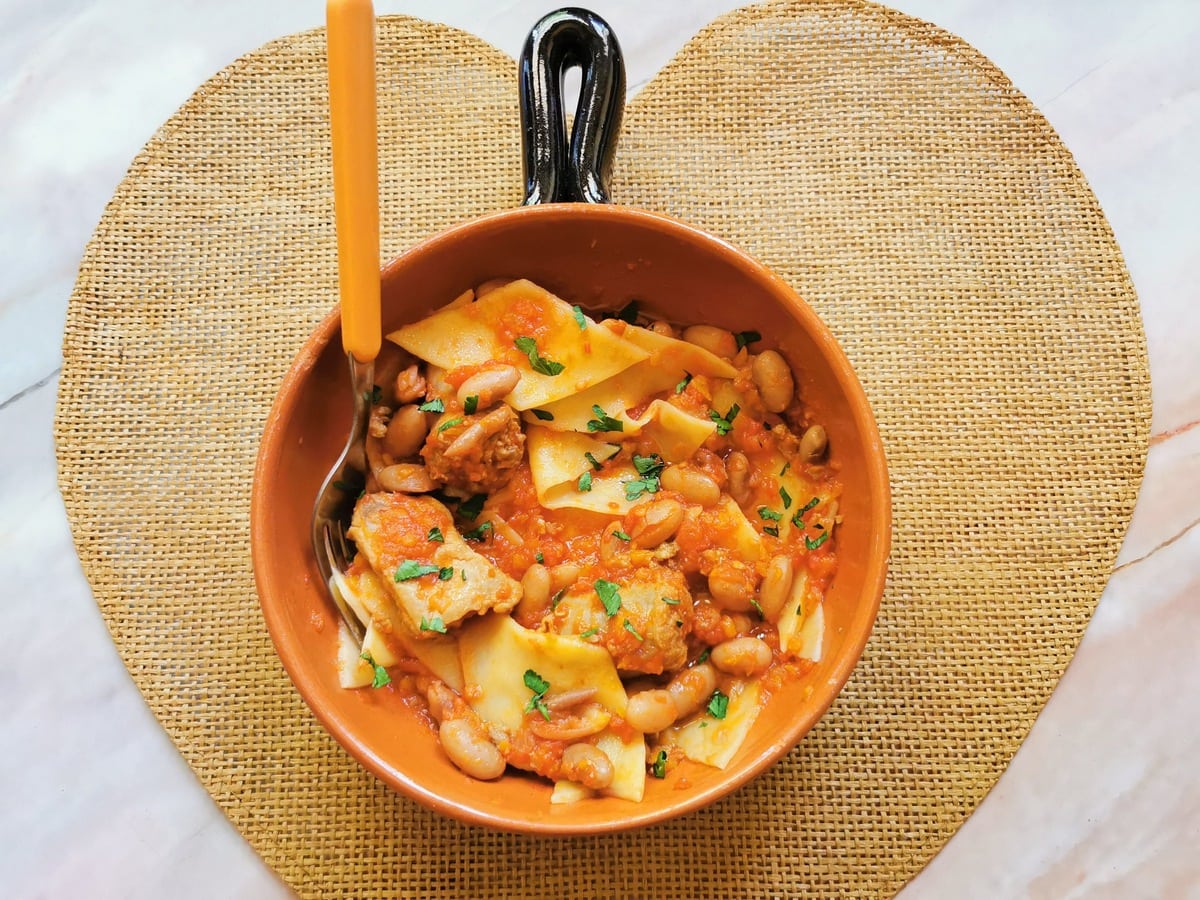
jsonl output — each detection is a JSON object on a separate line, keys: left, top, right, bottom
{"left": 332, "top": 278, "right": 840, "bottom": 803}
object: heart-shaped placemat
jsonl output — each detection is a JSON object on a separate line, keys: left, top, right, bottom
{"left": 55, "top": 2, "right": 1149, "bottom": 896}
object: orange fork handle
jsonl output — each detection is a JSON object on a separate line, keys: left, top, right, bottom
{"left": 326, "top": 0, "right": 381, "bottom": 362}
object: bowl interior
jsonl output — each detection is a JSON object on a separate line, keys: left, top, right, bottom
{"left": 252, "top": 203, "right": 890, "bottom": 833}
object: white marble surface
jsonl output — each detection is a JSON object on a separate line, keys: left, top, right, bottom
{"left": 2, "top": 0, "right": 1197, "bottom": 896}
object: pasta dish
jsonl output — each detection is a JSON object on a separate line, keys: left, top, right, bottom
{"left": 330, "top": 278, "right": 839, "bottom": 803}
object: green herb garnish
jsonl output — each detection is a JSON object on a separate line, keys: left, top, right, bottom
{"left": 661, "top": 597, "right": 681, "bottom": 606}
{"left": 530, "top": 409, "right": 555, "bottom": 421}
{"left": 750, "top": 599, "right": 764, "bottom": 617}
{"left": 360, "top": 651, "right": 391, "bottom": 688}
{"left": 706, "top": 690, "right": 729, "bottom": 719}
{"left": 734, "top": 330, "right": 762, "bottom": 350}
{"left": 651, "top": 749, "right": 668, "bottom": 778}
{"left": 708, "top": 403, "right": 740, "bottom": 436}
{"left": 580, "top": 627, "right": 600, "bottom": 639}
{"left": 463, "top": 395, "right": 479, "bottom": 414}
{"left": 535, "top": 552, "right": 545, "bottom": 564}
{"left": 625, "top": 453, "right": 665, "bottom": 500}
{"left": 758, "top": 506, "right": 782, "bottom": 522}
{"left": 420, "top": 615, "right": 448, "bottom": 633}
{"left": 763, "top": 525, "right": 780, "bottom": 537}
{"left": 394, "top": 560, "right": 439, "bottom": 582}
{"left": 779, "top": 485, "right": 793, "bottom": 509}
{"left": 437, "top": 416, "right": 464, "bottom": 433}
{"left": 427, "top": 527, "right": 444, "bottom": 543}
{"left": 805, "top": 531, "right": 830, "bottom": 551}
{"left": 419, "top": 398, "right": 444, "bottom": 413}
{"left": 586, "top": 404, "right": 624, "bottom": 433}
{"left": 623, "top": 619, "right": 644, "bottom": 641}
{"left": 438, "top": 566, "right": 454, "bottom": 581}
{"left": 371, "top": 385, "right": 383, "bottom": 403}
{"left": 514, "top": 336, "right": 565, "bottom": 376}
{"left": 696, "top": 648, "right": 711, "bottom": 664}
{"left": 675, "top": 372, "right": 693, "bottom": 394}
{"left": 780, "top": 461, "right": 791, "bottom": 476}
{"left": 613, "top": 530, "right": 631, "bottom": 542}
{"left": 594, "top": 579, "right": 622, "bottom": 617}
{"left": 523, "top": 669, "right": 552, "bottom": 721}
{"left": 571, "top": 305, "right": 588, "bottom": 330}
{"left": 578, "top": 471, "right": 593, "bottom": 492}
{"left": 461, "top": 521, "right": 493, "bottom": 542}
{"left": 457, "top": 493, "right": 486, "bottom": 520}
{"left": 584, "top": 451, "right": 604, "bottom": 471}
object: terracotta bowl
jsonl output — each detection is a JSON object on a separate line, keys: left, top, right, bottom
{"left": 251, "top": 202, "right": 891, "bottom": 833}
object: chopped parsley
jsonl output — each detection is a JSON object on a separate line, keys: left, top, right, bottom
{"left": 332, "top": 479, "right": 353, "bottom": 492}
{"left": 586, "top": 404, "right": 624, "bottom": 433}
{"left": 370, "top": 385, "right": 383, "bottom": 403}
{"left": 616, "top": 299, "right": 640, "bottom": 323}
{"left": 780, "top": 461, "right": 791, "bottom": 477}
{"left": 419, "top": 615, "right": 447, "bottom": 633}
{"left": 805, "top": 531, "right": 830, "bottom": 551}
{"left": 675, "top": 372, "right": 693, "bottom": 394}
{"left": 625, "top": 453, "right": 666, "bottom": 500}
{"left": 708, "top": 403, "right": 740, "bottom": 436}
{"left": 551, "top": 587, "right": 567, "bottom": 609}
{"left": 613, "top": 530, "right": 631, "bottom": 542}
{"left": 758, "top": 506, "right": 783, "bottom": 522}
{"left": 463, "top": 394, "right": 479, "bottom": 414}
{"left": 360, "top": 651, "right": 391, "bottom": 688}
{"left": 535, "top": 552, "right": 545, "bottom": 564}
{"left": 437, "top": 416, "right": 464, "bottom": 433}
{"left": 763, "top": 525, "right": 780, "bottom": 537}
{"left": 580, "top": 627, "right": 600, "bottom": 639}
{"left": 514, "top": 336, "right": 565, "bottom": 376}
{"left": 578, "top": 471, "right": 593, "bottom": 492}
{"left": 792, "top": 498, "right": 820, "bottom": 527}
{"left": 661, "top": 596, "right": 681, "bottom": 606}
{"left": 623, "top": 619, "right": 644, "bottom": 641}
{"left": 750, "top": 599, "right": 765, "bottom": 617}
{"left": 571, "top": 305, "right": 588, "bottom": 330}
{"left": 427, "top": 527, "right": 444, "bottom": 543}
{"left": 584, "top": 451, "right": 604, "bottom": 471}
{"left": 696, "top": 648, "right": 711, "bottom": 664}
{"left": 651, "top": 749, "right": 668, "bottom": 778}
{"left": 706, "top": 690, "right": 729, "bottom": 719}
{"left": 394, "top": 560, "right": 440, "bottom": 582}
{"left": 457, "top": 493, "right": 486, "bottom": 520}
{"left": 437, "top": 566, "right": 454, "bottom": 581}
{"left": 523, "top": 669, "right": 552, "bottom": 721}
{"left": 624, "top": 478, "right": 659, "bottom": 501}
{"left": 530, "top": 409, "right": 555, "bottom": 421}
{"left": 461, "top": 520, "right": 493, "bottom": 542}
{"left": 734, "top": 330, "right": 762, "bottom": 351}
{"left": 594, "top": 579, "right": 622, "bottom": 617}
{"left": 779, "top": 485, "right": 793, "bottom": 509}
{"left": 419, "top": 398, "right": 444, "bottom": 413}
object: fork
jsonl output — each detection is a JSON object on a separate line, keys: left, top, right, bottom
{"left": 311, "top": 0, "right": 381, "bottom": 644}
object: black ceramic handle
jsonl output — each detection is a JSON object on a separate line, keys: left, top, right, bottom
{"left": 519, "top": 8, "right": 626, "bottom": 205}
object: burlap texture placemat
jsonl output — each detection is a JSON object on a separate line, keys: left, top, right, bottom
{"left": 55, "top": 1, "right": 1150, "bottom": 896}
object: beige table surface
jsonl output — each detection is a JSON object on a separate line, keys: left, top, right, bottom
{"left": 2, "top": 1, "right": 1197, "bottom": 897}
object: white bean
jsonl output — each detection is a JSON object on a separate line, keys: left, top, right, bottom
{"left": 660, "top": 465, "right": 721, "bottom": 507}
{"left": 457, "top": 366, "right": 520, "bottom": 410}
{"left": 758, "top": 555, "right": 794, "bottom": 619}
{"left": 682, "top": 324, "right": 737, "bottom": 359}
{"left": 560, "top": 743, "right": 614, "bottom": 791}
{"left": 439, "top": 718, "right": 506, "bottom": 780}
{"left": 710, "top": 636, "right": 773, "bottom": 678}
{"left": 751, "top": 350, "right": 795, "bottom": 413}
{"left": 667, "top": 663, "right": 718, "bottom": 718}
{"left": 625, "top": 689, "right": 678, "bottom": 734}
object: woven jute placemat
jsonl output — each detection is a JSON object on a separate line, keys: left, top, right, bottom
{"left": 55, "top": 1, "right": 1149, "bottom": 896}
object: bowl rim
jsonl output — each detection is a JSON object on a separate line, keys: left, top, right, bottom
{"left": 251, "top": 202, "right": 892, "bottom": 834}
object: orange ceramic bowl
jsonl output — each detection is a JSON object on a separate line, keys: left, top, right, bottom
{"left": 251, "top": 202, "right": 891, "bottom": 833}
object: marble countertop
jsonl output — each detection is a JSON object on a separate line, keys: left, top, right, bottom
{"left": 3, "top": 1, "right": 1197, "bottom": 896}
